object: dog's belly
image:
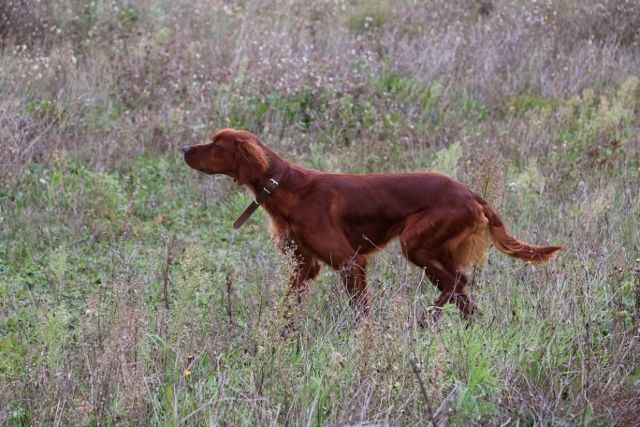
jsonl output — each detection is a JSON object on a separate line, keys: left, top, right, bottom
{"left": 343, "top": 220, "right": 405, "bottom": 254}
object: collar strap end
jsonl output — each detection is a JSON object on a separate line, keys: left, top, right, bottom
{"left": 232, "top": 172, "right": 283, "bottom": 229}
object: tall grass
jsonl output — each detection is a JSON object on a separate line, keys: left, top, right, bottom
{"left": 1, "top": 0, "right": 639, "bottom": 425}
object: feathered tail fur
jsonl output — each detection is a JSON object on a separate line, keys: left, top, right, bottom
{"left": 477, "top": 196, "right": 561, "bottom": 264}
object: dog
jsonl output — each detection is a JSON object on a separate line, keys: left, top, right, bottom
{"left": 182, "top": 128, "right": 561, "bottom": 321}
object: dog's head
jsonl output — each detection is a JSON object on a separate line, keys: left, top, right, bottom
{"left": 182, "top": 128, "right": 269, "bottom": 184}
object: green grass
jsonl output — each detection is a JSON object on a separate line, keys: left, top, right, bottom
{"left": 1, "top": 110, "right": 638, "bottom": 423}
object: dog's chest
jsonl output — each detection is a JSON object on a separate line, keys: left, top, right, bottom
{"left": 268, "top": 217, "right": 296, "bottom": 248}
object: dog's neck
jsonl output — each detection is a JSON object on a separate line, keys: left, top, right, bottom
{"left": 231, "top": 147, "right": 293, "bottom": 229}
{"left": 244, "top": 146, "right": 291, "bottom": 195}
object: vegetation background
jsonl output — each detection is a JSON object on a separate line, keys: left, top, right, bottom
{"left": 1, "top": 0, "right": 639, "bottom": 425}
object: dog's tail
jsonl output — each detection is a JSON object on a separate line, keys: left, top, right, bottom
{"left": 476, "top": 195, "right": 561, "bottom": 264}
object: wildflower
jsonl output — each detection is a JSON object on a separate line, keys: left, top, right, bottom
{"left": 183, "top": 369, "right": 192, "bottom": 378}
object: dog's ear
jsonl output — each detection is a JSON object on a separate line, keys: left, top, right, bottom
{"left": 234, "top": 132, "right": 269, "bottom": 185}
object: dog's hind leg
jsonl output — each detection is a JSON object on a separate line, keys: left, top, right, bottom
{"left": 417, "top": 257, "right": 476, "bottom": 321}
{"left": 400, "top": 209, "right": 479, "bottom": 321}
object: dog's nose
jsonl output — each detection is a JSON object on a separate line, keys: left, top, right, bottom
{"left": 181, "top": 145, "right": 191, "bottom": 154}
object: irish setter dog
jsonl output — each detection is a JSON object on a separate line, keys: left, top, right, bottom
{"left": 182, "top": 128, "right": 561, "bottom": 322}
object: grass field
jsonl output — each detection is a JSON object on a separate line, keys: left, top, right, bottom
{"left": 1, "top": 0, "right": 639, "bottom": 425}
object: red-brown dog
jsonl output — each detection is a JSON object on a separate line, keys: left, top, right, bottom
{"left": 183, "top": 129, "right": 560, "bottom": 321}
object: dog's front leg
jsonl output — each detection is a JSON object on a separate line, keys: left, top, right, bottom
{"left": 278, "top": 245, "right": 321, "bottom": 336}
{"left": 296, "top": 230, "right": 371, "bottom": 320}
{"left": 340, "top": 255, "right": 370, "bottom": 318}
{"left": 285, "top": 250, "right": 321, "bottom": 303}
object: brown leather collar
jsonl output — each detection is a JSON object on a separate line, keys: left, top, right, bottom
{"left": 233, "top": 172, "right": 284, "bottom": 229}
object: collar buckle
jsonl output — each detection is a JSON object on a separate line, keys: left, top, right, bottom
{"left": 233, "top": 172, "right": 284, "bottom": 229}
